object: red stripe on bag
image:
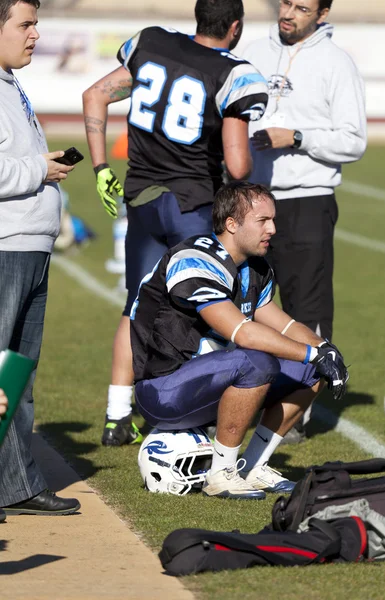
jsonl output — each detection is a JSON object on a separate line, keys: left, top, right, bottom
{"left": 214, "top": 543, "right": 318, "bottom": 559}
{"left": 351, "top": 516, "right": 367, "bottom": 560}
{"left": 257, "top": 546, "right": 319, "bottom": 559}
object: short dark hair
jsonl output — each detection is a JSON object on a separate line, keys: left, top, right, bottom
{"left": 0, "top": 0, "right": 40, "bottom": 28}
{"left": 195, "top": 0, "right": 244, "bottom": 40}
{"left": 318, "top": 0, "right": 333, "bottom": 12}
{"left": 213, "top": 181, "right": 275, "bottom": 235}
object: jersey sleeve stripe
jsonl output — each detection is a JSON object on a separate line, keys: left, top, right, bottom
{"left": 216, "top": 65, "right": 267, "bottom": 117}
{"left": 220, "top": 77, "right": 268, "bottom": 117}
{"left": 256, "top": 280, "right": 273, "bottom": 308}
{"left": 167, "top": 249, "right": 234, "bottom": 288}
{"left": 117, "top": 32, "right": 141, "bottom": 70}
{"left": 167, "top": 266, "right": 231, "bottom": 294}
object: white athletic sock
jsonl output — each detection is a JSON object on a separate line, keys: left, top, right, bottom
{"left": 210, "top": 438, "right": 241, "bottom": 475}
{"left": 241, "top": 424, "right": 283, "bottom": 472}
{"left": 106, "top": 385, "right": 133, "bottom": 420}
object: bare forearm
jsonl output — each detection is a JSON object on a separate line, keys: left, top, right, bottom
{"left": 222, "top": 117, "right": 252, "bottom": 180}
{"left": 83, "top": 92, "right": 108, "bottom": 168}
{"left": 235, "top": 321, "right": 309, "bottom": 363}
{"left": 225, "top": 151, "right": 252, "bottom": 181}
{"left": 82, "top": 67, "right": 132, "bottom": 168}
{"left": 282, "top": 320, "right": 323, "bottom": 346}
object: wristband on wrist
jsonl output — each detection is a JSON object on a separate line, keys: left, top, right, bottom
{"left": 303, "top": 346, "right": 318, "bottom": 364}
{"left": 303, "top": 345, "right": 312, "bottom": 365}
{"left": 94, "top": 163, "right": 109, "bottom": 175}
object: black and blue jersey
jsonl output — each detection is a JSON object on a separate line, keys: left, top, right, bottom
{"left": 118, "top": 27, "right": 268, "bottom": 212}
{"left": 130, "top": 234, "right": 275, "bottom": 381}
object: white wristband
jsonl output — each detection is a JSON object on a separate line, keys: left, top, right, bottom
{"left": 230, "top": 318, "right": 249, "bottom": 344}
{"left": 281, "top": 319, "right": 296, "bottom": 336}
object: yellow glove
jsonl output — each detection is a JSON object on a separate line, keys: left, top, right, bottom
{"left": 94, "top": 163, "right": 123, "bottom": 219}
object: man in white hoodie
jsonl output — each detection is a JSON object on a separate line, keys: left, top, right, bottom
{"left": 242, "top": 0, "right": 366, "bottom": 441}
{"left": 0, "top": 0, "right": 80, "bottom": 515}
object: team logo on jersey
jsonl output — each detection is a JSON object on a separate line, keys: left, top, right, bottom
{"left": 268, "top": 75, "right": 293, "bottom": 97}
{"left": 241, "top": 302, "right": 252, "bottom": 314}
{"left": 187, "top": 288, "right": 227, "bottom": 303}
{"left": 241, "top": 102, "right": 266, "bottom": 121}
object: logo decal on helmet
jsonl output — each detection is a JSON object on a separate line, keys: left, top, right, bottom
{"left": 143, "top": 440, "right": 173, "bottom": 455}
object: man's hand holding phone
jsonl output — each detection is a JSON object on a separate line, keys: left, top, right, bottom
{"left": 42, "top": 147, "right": 84, "bottom": 183}
{"left": 43, "top": 150, "right": 75, "bottom": 183}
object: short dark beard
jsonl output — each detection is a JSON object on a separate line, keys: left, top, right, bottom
{"left": 278, "top": 18, "right": 318, "bottom": 45}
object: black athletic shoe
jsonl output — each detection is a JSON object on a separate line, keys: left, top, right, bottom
{"left": 101, "top": 414, "right": 143, "bottom": 447}
{"left": 3, "top": 489, "right": 80, "bottom": 516}
{"left": 280, "top": 421, "right": 307, "bottom": 446}
{"left": 0, "top": 508, "right": 6, "bottom": 523}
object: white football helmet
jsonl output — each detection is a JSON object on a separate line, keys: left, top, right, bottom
{"left": 138, "top": 428, "right": 214, "bottom": 496}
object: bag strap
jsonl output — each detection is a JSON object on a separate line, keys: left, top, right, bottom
{"left": 289, "top": 471, "right": 315, "bottom": 532}
{"left": 308, "top": 518, "right": 341, "bottom": 560}
{"left": 310, "top": 458, "right": 385, "bottom": 475}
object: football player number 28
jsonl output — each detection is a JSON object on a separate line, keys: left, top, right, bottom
{"left": 129, "top": 61, "right": 206, "bottom": 145}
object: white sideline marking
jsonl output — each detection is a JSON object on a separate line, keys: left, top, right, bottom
{"left": 335, "top": 229, "right": 385, "bottom": 253}
{"left": 343, "top": 180, "right": 385, "bottom": 202}
{"left": 337, "top": 180, "right": 385, "bottom": 251}
{"left": 52, "top": 247, "right": 385, "bottom": 459}
{"left": 313, "top": 405, "right": 385, "bottom": 458}
{"left": 51, "top": 254, "right": 126, "bottom": 308}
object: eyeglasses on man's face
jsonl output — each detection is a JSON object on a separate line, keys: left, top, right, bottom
{"left": 279, "top": 0, "right": 318, "bottom": 17}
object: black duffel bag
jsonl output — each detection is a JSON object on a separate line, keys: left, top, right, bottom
{"left": 272, "top": 458, "right": 385, "bottom": 532}
{"left": 159, "top": 517, "right": 366, "bottom": 576}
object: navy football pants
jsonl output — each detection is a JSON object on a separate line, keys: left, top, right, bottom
{"left": 123, "top": 192, "right": 212, "bottom": 316}
{"left": 135, "top": 348, "right": 319, "bottom": 430}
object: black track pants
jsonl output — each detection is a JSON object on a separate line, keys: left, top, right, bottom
{"left": 267, "top": 194, "right": 338, "bottom": 341}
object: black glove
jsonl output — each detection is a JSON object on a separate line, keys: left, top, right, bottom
{"left": 310, "top": 340, "right": 349, "bottom": 401}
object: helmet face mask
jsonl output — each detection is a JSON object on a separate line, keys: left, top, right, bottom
{"left": 138, "top": 428, "right": 214, "bottom": 496}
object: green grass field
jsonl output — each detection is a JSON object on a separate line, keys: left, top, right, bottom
{"left": 35, "top": 138, "right": 385, "bottom": 599}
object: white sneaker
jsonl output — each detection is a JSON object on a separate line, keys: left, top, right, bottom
{"left": 245, "top": 464, "right": 296, "bottom": 493}
{"left": 202, "top": 459, "right": 266, "bottom": 500}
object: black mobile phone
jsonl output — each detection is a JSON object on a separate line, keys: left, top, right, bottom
{"left": 54, "top": 147, "right": 84, "bottom": 166}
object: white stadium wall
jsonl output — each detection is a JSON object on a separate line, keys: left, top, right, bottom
{"left": 16, "top": 19, "right": 381, "bottom": 120}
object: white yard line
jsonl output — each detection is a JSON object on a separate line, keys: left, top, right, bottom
{"left": 335, "top": 228, "right": 385, "bottom": 253}
{"left": 313, "top": 405, "right": 385, "bottom": 458}
{"left": 51, "top": 253, "right": 385, "bottom": 458}
{"left": 337, "top": 180, "right": 385, "bottom": 250}
{"left": 343, "top": 179, "right": 385, "bottom": 202}
{"left": 51, "top": 254, "right": 126, "bottom": 308}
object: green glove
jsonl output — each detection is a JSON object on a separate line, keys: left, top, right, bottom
{"left": 94, "top": 163, "right": 123, "bottom": 218}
